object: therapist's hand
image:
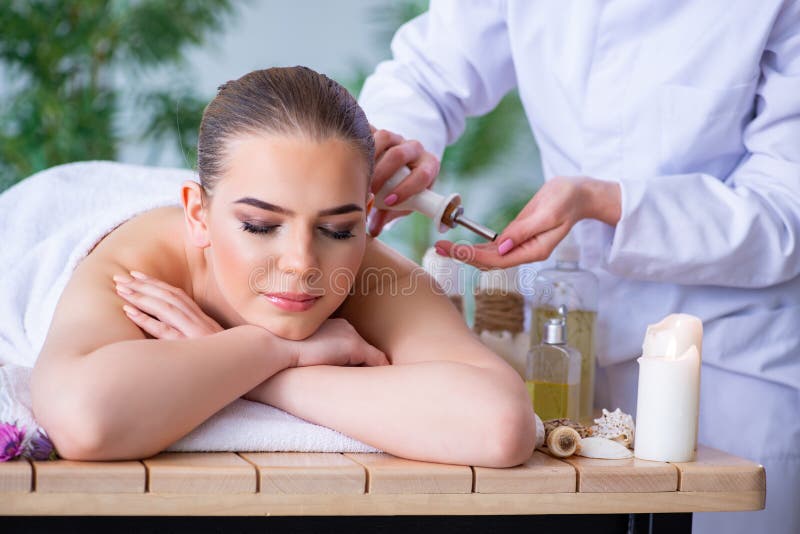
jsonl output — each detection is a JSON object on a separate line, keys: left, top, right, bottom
{"left": 434, "top": 176, "right": 621, "bottom": 269}
{"left": 368, "top": 125, "right": 441, "bottom": 237}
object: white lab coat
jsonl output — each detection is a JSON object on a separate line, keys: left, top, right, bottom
{"left": 358, "top": 2, "right": 800, "bottom": 532}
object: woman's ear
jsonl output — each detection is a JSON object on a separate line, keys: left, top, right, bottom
{"left": 365, "top": 192, "right": 375, "bottom": 219}
{"left": 182, "top": 180, "right": 211, "bottom": 248}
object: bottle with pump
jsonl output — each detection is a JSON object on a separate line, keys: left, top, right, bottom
{"left": 530, "top": 230, "right": 598, "bottom": 424}
{"left": 525, "top": 305, "right": 582, "bottom": 421}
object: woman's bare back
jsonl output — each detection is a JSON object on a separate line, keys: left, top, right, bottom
{"left": 32, "top": 205, "right": 190, "bottom": 383}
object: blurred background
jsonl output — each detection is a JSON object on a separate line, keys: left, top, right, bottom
{"left": 0, "top": 0, "right": 544, "bottom": 282}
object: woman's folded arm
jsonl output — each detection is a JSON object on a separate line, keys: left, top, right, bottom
{"left": 31, "top": 258, "right": 294, "bottom": 461}
{"left": 245, "top": 359, "right": 535, "bottom": 468}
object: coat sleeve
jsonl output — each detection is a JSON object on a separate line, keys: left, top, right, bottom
{"left": 605, "top": 2, "right": 800, "bottom": 288}
{"left": 357, "top": 0, "right": 516, "bottom": 160}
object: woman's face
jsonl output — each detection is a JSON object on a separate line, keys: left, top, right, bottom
{"left": 203, "top": 133, "right": 371, "bottom": 340}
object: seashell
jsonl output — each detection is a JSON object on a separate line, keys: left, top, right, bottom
{"left": 590, "top": 408, "right": 635, "bottom": 448}
{"left": 545, "top": 426, "right": 580, "bottom": 457}
{"left": 576, "top": 436, "right": 634, "bottom": 459}
{"left": 543, "top": 418, "right": 592, "bottom": 438}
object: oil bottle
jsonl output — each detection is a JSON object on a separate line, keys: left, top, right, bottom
{"left": 525, "top": 305, "right": 582, "bottom": 421}
{"left": 530, "top": 231, "right": 598, "bottom": 424}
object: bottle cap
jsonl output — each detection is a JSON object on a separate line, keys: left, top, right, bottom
{"left": 543, "top": 318, "right": 566, "bottom": 344}
{"left": 542, "top": 305, "right": 569, "bottom": 344}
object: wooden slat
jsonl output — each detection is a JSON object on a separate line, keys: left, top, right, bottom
{"left": 473, "top": 451, "right": 576, "bottom": 493}
{"left": 344, "top": 453, "right": 472, "bottom": 494}
{"left": 33, "top": 459, "right": 145, "bottom": 493}
{"left": 0, "top": 444, "right": 767, "bottom": 515}
{"left": 563, "top": 456, "right": 678, "bottom": 493}
{"left": 143, "top": 452, "right": 256, "bottom": 494}
{"left": 0, "top": 457, "right": 31, "bottom": 493}
{"left": 672, "top": 446, "right": 766, "bottom": 493}
{"left": 238, "top": 452, "right": 365, "bottom": 494}
{"left": 0, "top": 489, "right": 766, "bottom": 516}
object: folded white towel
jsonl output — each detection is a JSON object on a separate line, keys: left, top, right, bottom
{"left": 0, "top": 161, "right": 381, "bottom": 455}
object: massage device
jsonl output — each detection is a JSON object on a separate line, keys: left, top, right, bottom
{"left": 375, "top": 167, "right": 498, "bottom": 241}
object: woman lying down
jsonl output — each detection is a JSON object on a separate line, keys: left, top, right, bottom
{"left": 29, "top": 66, "right": 536, "bottom": 466}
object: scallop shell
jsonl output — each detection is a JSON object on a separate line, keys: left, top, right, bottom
{"left": 576, "top": 436, "right": 633, "bottom": 459}
{"left": 590, "top": 408, "right": 635, "bottom": 448}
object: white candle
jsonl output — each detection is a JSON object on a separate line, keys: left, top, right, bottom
{"left": 634, "top": 313, "right": 703, "bottom": 462}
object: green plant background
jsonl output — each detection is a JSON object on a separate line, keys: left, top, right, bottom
{"left": 0, "top": 0, "right": 541, "bottom": 277}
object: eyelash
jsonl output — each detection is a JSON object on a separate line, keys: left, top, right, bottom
{"left": 240, "top": 221, "right": 355, "bottom": 240}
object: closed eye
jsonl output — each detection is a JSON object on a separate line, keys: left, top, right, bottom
{"left": 241, "top": 221, "right": 278, "bottom": 235}
{"left": 241, "top": 221, "right": 355, "bottom": 240}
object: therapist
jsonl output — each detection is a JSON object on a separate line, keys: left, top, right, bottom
{"left": 357, "top": 2, "right": 800, "bottom": 533}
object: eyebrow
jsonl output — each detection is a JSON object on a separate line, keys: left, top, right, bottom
{"left": 233, "top": 197, "right": 363, "bottom": 217}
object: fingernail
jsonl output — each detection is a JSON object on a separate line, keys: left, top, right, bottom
{"left": 116, "top": 284, "right": 133, "bottom": 295}
{"left": 122, "top": 304, "right": 139, "bottom": 316}
{"left": 130, "top": 270, "right": 148, "bottom": 280}
{"left": 384, "top": 193, "right": 398, "bottom": 206}
{"left": 113, "top": 274, "right": 133, "bottom": 284}
{"left": 497, "top": 238, "right": 514, "bottom": 255}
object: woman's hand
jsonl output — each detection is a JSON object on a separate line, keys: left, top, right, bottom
{"left": 241, "top": 317, "right": 390, "bottom": 404}
{"left": 113, "top": 270, "right": 224, "bottom": 339}
{"left": 368, "top": 125, "right": 441, "bottom": 237}
{"left": 113, "top": 271, "right": 389, "bottom": 368}
{"left": 434, "top": 176, "right": 621, "bottom": 269}
{"left": 285, "top": 318, "right": 390, "bottom": 368}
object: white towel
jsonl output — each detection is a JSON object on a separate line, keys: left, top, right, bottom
{"left": 0, "top": 161, "right": 381, "bottom": 454}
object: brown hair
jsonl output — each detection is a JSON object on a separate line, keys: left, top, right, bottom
{"left": 197, "top": 66, "right": 374, "bottom": 193}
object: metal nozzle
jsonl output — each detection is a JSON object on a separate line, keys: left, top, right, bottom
{"left": 448, "top": 206, "right": 498, "bottom": 241}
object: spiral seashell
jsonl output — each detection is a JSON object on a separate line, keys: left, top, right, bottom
{"left": 590, "top": 408, "right": 635, "bottom": 448}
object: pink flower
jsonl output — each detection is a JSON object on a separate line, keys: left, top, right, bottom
{"left": 0, "top": 422, "right": 25, "bottom": 461}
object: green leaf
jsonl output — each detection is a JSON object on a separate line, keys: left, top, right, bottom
{"left": 0, "top": 0, "right": 235, "bottom": 192}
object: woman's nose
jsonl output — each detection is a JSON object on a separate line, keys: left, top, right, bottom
{"left": 278, "top": 230, "right": 320, "bottom": 278}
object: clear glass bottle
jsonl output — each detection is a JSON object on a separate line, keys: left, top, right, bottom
{"left": 530, "top": 231, "right": 598, "bottom": 424}
{"left": 472, "top": 267, "right": 528, "bottom": 378}
{"left": 525, "top": 306, "right": 582, "bottom": 421}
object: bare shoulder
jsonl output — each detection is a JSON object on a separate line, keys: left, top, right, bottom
{"left": 357, "top": 235, "right": 420, "bottom": 280}
{"left": 336, "top": 237, "right": 512, "bottom": 374}
{"left": 34, "top": 206, "right": 189, "bottom": 369}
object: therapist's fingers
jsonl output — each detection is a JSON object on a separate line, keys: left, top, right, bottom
{"left": 435, "top": 226, "right": 566, "bottom": 269}
{"left": 368, "top": 207, "right": 412, "bottom": 237}
{"left": 382, "top": 148, "right": 440, "bottom": 206}
{"left": 373, "top": 128, "right": 404, "bottom": 161}
{"left": 371, "top": 139, "right": 425, "bottom": 195}
{"left": 494, "top": 176, "right": 586, "bottom": 255}
{"left": 494, "top": 207, "right": 557, "bottom": 257}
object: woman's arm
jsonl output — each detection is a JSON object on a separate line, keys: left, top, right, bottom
{"left": 245, "top": 239, "right": 537, "bottom": 468}
{"left": 246, "top": 360, "right": 532, "bottom": 468}
{"left": 31, "top": 259, "right": 292, "bottom": 461}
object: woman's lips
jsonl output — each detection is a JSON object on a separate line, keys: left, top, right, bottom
{"left": 261, "top": 292, "right": 320, "bottom": 312}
